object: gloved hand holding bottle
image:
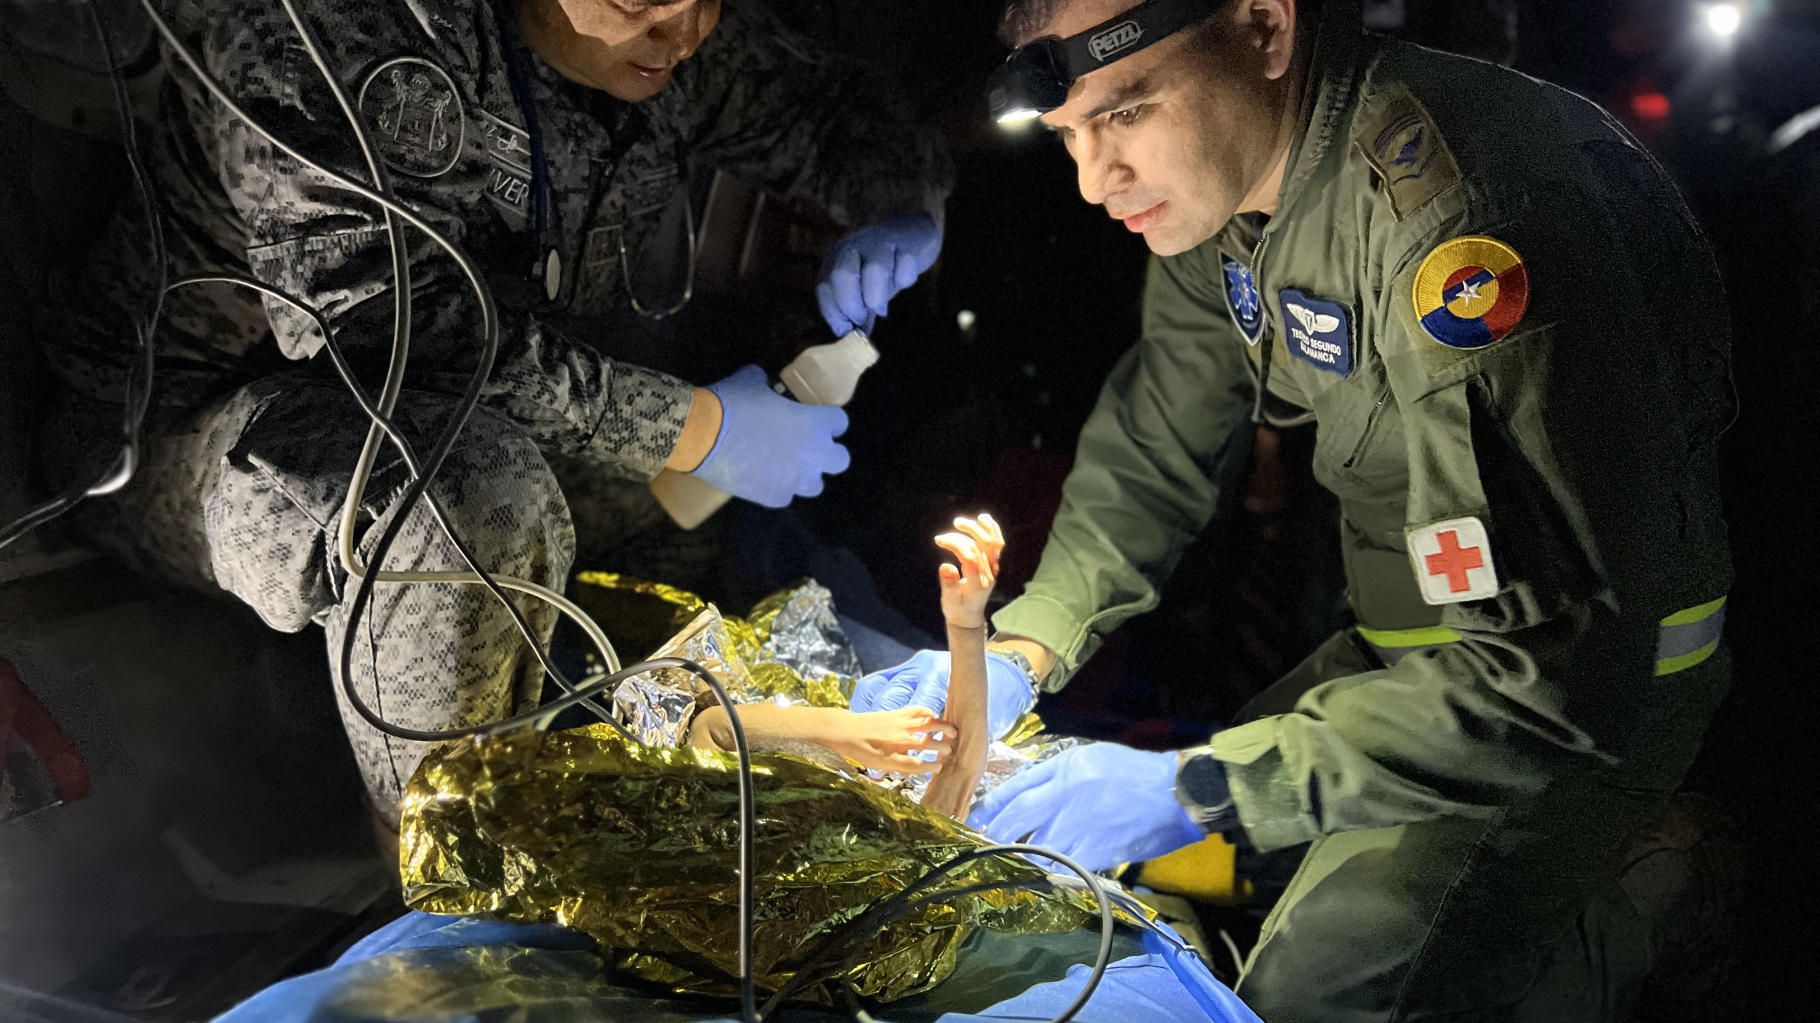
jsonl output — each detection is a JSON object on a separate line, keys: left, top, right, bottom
{"left": 816, "top": 213, "right": 943, "bottom": 336}
{"left": 683, "top": 365, "right": 851, "bottom": 509}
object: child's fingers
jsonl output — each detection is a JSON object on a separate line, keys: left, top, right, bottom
{"left": 982, "top": 514, "right": 1004, "bottom": 574}
{"left": 952, "top": 533, "right": 991, "bottom": 585}
{"left": 956, "top": 515, "right": 1006, "bottom": 574}
{"left": 896, "top": 707, "right": 943, "bottom": 727}
{"left": 933, "top": 533, "right": 963, "bottom": 562}
{"left": 899, "top": 727, "right": 954, "bottom": 754}
{"left": 884, "top": 752, "right": 944, "bottom": 774}
{"left": 978, "top": 512, "right": 1005, "bottom": 549}
{"left": 952, "top": 516, "right": 995, "bottom": 554}
{"left": 953, "top": 517, "right": 1004, "bottom": 576}
{"left": 933, "top": 536, "right": 969, "bottom": 587}
{"left": 935, "top": 533, "right": 987, "bottom": 588}
{"left": 935, "top": 531, "right": 979, "bottom": 562}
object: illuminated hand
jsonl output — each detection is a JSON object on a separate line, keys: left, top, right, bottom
{"left": 935, "top": 513, "right": 1005, "bottom": 629}
{"left": 821, "top": 706, "right": 955, "bottom": 774}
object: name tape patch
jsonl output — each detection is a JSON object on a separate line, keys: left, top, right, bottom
{"left": 1279, "top": 289, "right": 1354, "bottom": 377}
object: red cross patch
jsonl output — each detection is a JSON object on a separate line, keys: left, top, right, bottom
{"left": 1407, "top": 517, "right": 1499, "bottom": 605}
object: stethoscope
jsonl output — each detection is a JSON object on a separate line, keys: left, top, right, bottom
{"left": 489, "top": 0, "right": 698, "bottom": 319}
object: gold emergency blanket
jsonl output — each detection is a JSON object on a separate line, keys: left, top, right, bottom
{"left": 568, "top": 571, "right": 1043, "bottom": 746}
{"left": 400, "top": 726, "right": 1114, "bottom": 1003}
{"left": 570, "top": 571, "right": 859, "bottom": 709}
{"left": 399, "top": 575, "right": 1102, "bottom": 1003}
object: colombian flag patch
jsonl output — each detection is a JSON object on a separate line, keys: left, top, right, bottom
{"left": 1412, "top": 235, "right": 1530, "bottom": 350}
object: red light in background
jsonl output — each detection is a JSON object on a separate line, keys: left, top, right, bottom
{"left": 1631, "top": 91, "right": 1673, "bottom": 121}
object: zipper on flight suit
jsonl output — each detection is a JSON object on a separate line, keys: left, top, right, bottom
{"left": 1247, "top": 225, "right": 1277, "bottom": 426}
{"left": 1341, "top": 389, "right": 1391, "bottom": 471}
{"left": 1245, "top": 223, "right": 1319, "bottom": 429}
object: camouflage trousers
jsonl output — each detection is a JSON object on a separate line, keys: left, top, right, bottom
{"left": 46, "top": 376, "right": 722, "bottom": 823}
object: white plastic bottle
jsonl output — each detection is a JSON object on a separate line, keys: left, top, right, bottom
{"left": 651, "top": 330, "right": 880, "bottom": 529}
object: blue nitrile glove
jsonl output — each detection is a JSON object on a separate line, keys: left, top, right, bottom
{"left": 848, "top": 648, "right": 1036, "bottom": 742}
{"left": 966, "top": 743, "right": 1205, "bottom": 873}
{"left": 815, "top": 213, "right": 943, "bottom": 336}
{"left": 690, "top": 365, "right": 850, "bottom": 508}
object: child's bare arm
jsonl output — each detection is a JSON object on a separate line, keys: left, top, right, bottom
{"left": 922, "top": 514, "right": 1005, "bottom": 819}
{"left": 689, "top": 703, "right": 953, "bottom": 774}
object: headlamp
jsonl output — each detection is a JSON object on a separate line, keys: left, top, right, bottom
{"left": 986, "top": 0, "right": 1223, "bottom": 127}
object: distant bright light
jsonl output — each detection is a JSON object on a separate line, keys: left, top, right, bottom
{"left": 1702, "top": 3, "right": 1744, "bottom": 39}
{"left": 956, "top": 309, "right": 978, "bottom": 332}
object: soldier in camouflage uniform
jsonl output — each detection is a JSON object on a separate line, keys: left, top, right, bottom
{"left": 856, "top": 0, "right": 1736, "bottom": 1017}
{"left": 39, "top": 0, "right": 952, "bottom": 821}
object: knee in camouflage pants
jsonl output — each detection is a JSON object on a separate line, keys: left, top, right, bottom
{"left": 52, "top": 376, "right": 581, "bottom": 822}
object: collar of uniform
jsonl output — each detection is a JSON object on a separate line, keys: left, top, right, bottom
{"left": 1270, "top": 0, "right": 1366, "bottom": 224}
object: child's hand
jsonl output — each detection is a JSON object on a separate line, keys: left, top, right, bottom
{"left": 822, "top": 706, "right": 954, "bottom": 775}
{"left": 936, "top": 513, "right": 1005, "bottom": 629}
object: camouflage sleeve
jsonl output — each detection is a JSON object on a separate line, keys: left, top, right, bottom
{"left": 991, "top": 245, "right": 1255, "bottom": 686}
{"left": 176, "top": 6, "right": 692, "bottom": 480}
{"left": 670, "top": 0, "right": 954, "bottom": 228}
{"left": 1209, "top": 154, "right": 1736, "bottom": 851}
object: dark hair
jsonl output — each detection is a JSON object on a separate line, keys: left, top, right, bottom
{"left": 998, "top": 0, "right": 1071, "bottom": 46}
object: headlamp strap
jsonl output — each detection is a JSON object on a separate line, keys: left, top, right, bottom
{"left": 1052, "top": 0, "right": 1220, "bottom": 84}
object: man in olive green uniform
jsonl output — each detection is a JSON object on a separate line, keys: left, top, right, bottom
{"left": 851, "top": 0, "right": 1735, "bottom": 1017}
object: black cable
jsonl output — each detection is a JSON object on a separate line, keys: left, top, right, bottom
{"left": 762, "top": 843, "right": 1117, "bottom": 1023}
{"left": 184, "top": 0, "right": 626, "bottom": 737}
{"left": 267, "top": 0, "right": 414, "bottom": 769}
{"left": 0, "top": 492, "right": 86, "bottom": 553}
{"left": 124, "top": 1, "right": 561, "bottom": 745}
{"left": 91, "top": 0, "right": 164, "bottom": 494}
{"left": 0, "top": 0, "right": 163, "bottom": 555}
{"left": 163, "top": 274, "right": 621, "bottom": 732}
{"left": 471, "top": 655, "right": 759, "bottom": 1023}
{"left": 70, "top": 7, "right": 761, "bottom": 1018}
{"left": 12, "top": 0, "right": 620, "bottom": 734}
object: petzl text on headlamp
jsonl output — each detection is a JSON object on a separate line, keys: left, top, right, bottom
{"left": 987, "top": 0, "right": 1222, "bottom": 126}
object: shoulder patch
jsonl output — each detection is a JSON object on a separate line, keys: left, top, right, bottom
{"left": 1221, "top": 255, "right": 1266, "bottom": 345}
{"left": 1355, "top": 91, "right": 1459, "bottom": 221}
{"left": 358, "top": 56, "right": 465, "bottom": 178}
{"left": 1408, "top": 517, "right": 1499, "bottom": 605}
{"left": 1412, "top": 236, "right": 1530, "bottom": 350}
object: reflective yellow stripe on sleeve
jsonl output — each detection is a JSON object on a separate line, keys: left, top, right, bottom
{"left": 1655, "top": 597, "right": 1728, "bottom": 677}
{"left": 1356, "top": 625, "right": 1462, "bottom": 665}
{"left": 1359, "top": 595, "right": 1727, "bottom": 678}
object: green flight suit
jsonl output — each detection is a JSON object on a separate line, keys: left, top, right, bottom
{"left": 990, "top": 2, "right": 1736, "bottom": 1018}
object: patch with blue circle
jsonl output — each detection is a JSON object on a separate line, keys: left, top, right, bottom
{"left": 1278, "top": 289, "right": 1354, "bottom": 377}
{"left": 1411, "top": 236, "right": 1530, "bottom": 350}
{"left": 1220, "top": 255, "right": 1265, "bottom": 345}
